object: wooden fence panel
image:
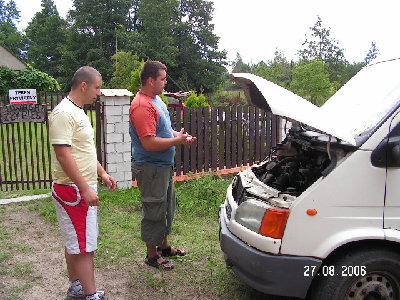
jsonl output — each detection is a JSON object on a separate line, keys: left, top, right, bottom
{"left": 211, "top": 107, "right": 218, "bottom": 170}
{"left": 237, "top": 105, "right": 243, "bottom": 166}
{"left": 203, "top": 107, "right": 210, "bottom": 172}
{"left": 231, "top": 106, "right": 237, "bottom": 168}
{"left": 218, "top": 107, "right": 225, "bottom": 169}
{"left": 242, "top": 106, "right": 249, "bottom": 166}
{"left": 183, "top": 107, "right": 190, "bottom": 174}
{"left": 225, "top": 106, "right": 231, "bottom": 169}
{"left": 249, "top": 105, "right": 255, "bottom": 164}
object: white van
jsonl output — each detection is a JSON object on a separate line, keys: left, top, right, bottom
{"left": 219, "top": 58, "right": 400, "bottom": 299}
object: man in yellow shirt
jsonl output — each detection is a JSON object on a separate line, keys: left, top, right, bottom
{"left": 49, "top": 66, "right": 116, "bottom": 300}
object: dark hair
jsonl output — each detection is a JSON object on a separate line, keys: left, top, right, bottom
{"left": 71, "top": 66, "right": 102, "bottom": 89}
{"left": 140, "top": 61, "right": 167, "bottom": 85}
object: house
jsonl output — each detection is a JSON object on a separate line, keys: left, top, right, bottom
{"left": 0, "top": 44, "right": 26, "bottom": 70}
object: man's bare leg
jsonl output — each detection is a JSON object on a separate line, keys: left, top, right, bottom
{"left": 65, "top": 248, "right": 96, "bottom": 295}
{"left": 146, "top": 243, "right": 174, "bottom": 268}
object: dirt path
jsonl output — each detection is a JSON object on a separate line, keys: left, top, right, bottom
{"left": 0, "top": 201, "right": 132, "bottom": 300}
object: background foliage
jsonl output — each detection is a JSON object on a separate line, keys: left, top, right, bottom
{"left": 1, "top": 0, "right": 380, "bottom": 106}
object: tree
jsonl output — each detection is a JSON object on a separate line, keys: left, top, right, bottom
{"left": 364, "top": 42, "right": 379, "bottom": 64}
{"left": 110, "top": 51, "right": 143, "bottom": 89}
{"left": 135, "top": 0, "right": 226, "bottom": 93}
{"left": 128, "top": 59, "right": 145, "bottom": 95}
{"left": 0, "top": 0, "right": 24, "bottom": 58}
{"left": 290, "top": 60, "right": 334, "bottom": 105}
{"left": 64, "top": 0, "right": 132, "bottom": 83}
{"left": 172, "top": 0, "right": 226, "bottom": 92}
{"left": 232, "top": 53, "right": 251, "bottom": 73}
{"left": 298, "top": 16, "right": 347, "bottom": 85}
{"left": 136, "top": 0, "right": 180, "bottom": 66}
{"left": 25, "top": 0, "right": 66, "bottom": 81}
{"left": 252, "top": 49, "right": 292, "bottom": 88}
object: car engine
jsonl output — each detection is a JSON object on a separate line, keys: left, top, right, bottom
{"left": 251, "top": 126, "right": 349, "bottom": 197}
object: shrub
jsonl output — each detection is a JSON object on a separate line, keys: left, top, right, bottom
{"left": 185, "top": 90, "right": 210, "bottom": 107}
{"left": 0, "top": 65, "right": 60, "bottom": 94}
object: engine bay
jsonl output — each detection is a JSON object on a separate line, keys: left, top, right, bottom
{"left": 251, "top": 125, "right": 351, "bottom": 197}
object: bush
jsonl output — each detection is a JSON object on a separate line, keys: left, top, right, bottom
{"left": 0, "top": 67, "right": 17, "bottom": 94}
{"left": 185, "top": 90, "right": 210, "bottom": 107}
{"left": 0, "top": 65, "right": 60, "bottom": 94}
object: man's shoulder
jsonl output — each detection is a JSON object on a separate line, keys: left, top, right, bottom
{"left": 50, "top": 98, "right": 84, "bottom": 123}
{"left": 52, "top": 98, "right": 76, "bottom": 114}
{"left": 131, "top": 93, "right": 158, "bottom": 113}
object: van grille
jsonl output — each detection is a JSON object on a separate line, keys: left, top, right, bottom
{"left": 231, "top": 175, "right": 247, "bottom": 206}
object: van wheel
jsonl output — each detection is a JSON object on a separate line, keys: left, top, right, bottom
{"left": 309, "top": 248, "right": 400, "bottom": 300}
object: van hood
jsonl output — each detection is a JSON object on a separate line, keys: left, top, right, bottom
{"left": 231, "top": 73, "right": 357, "bottom": 146}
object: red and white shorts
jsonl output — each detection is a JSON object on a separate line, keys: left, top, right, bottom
{"left": 51, "top": 182, "right": 98, "bottom": 254}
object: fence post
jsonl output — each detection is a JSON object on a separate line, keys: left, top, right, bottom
{"left": 99, "top": 89, "right": 133, "bottom": 188}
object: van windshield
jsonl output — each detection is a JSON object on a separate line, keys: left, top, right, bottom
{"left": 320, "top": 58, "right": 400, "bottom": 137}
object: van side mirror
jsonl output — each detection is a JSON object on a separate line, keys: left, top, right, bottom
{"left": 371, "top": 129, "right": 400, "bottom": 168}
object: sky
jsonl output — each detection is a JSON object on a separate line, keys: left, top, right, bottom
{"left": 13, "top": 0, "right": 400, "bottom": 65}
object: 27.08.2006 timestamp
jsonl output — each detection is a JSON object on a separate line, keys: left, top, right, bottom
{"left": 304, "top": 265, "right": 366, "bottom": 277}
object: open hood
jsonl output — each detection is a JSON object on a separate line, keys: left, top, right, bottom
{"left": 231, "top": 73, "right": 357, "bottom": 146}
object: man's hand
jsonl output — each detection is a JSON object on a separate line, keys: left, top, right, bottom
{"left": 82, "top": 187, "right": 100, "bottom": 206}
{"left": 101, "top": 172, "right": 117, "bottom": 192}
{"left": 174, "top": 128, "right": 189, "bottom": 144}
{"left": 184, "top": 135, "right": 197, "bottom": 145}
{"left": 175, "top": 128, "right": 197, "bottom": 145}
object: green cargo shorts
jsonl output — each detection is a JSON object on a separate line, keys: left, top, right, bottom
{"left": 132, "top": 163, "right": 176, "bottom": 246}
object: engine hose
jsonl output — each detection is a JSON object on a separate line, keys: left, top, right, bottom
{"left": 321, "top": 153, "right": 337, "bottom": 177}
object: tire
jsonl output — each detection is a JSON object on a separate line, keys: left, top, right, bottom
{"left": 309, "top": 247, "right": 400, "bottom": 300}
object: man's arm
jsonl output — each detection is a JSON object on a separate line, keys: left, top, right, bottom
{"left": 97, "top": 162, "right": 117, "bottom": 192}
{"left": 140, "top": 128, "right": 196, "bottom": 152}
{"left": 53, "top": 145, "right": 100, "bottom": 206}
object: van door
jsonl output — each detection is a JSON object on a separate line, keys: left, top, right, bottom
{"left": 372, "top": 112, "right": 400, "bottom": 230}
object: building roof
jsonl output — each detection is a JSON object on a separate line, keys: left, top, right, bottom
{"left": 0, "top": 45, "right": 26, "bottom": 70}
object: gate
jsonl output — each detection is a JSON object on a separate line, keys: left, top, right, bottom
{"left": 0, "top": 93, "right": 104, "bottom": 191}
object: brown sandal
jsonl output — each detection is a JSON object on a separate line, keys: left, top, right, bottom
{"left": 145, "top": 254, "right": 174, "bottom": 270}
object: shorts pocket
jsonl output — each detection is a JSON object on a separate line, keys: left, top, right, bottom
{"left": 137, "top": 165, "right": 170, "bottom": 203}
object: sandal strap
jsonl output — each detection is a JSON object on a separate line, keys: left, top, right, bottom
{"left": 145, "top": 254, "right": 173, "bottom": 269}
{"left": 158, "top": 246, "right": 186, "bottom": 257}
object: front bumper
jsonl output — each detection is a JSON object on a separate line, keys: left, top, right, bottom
{"left": 219, "top": 206, "right": 322, "bottom": 299}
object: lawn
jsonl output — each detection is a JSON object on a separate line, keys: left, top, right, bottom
{"left": 36, "top": 174, "right": 238, "bottom": 296}
{"left": 1, "top": 174, "right": 297, "bottom": 299}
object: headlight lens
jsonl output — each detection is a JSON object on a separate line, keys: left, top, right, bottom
{"left": 234, "top": 199, "right": 269, "bottom": 232}
{"left": 235, "top": 199, "right": 290, "bottom": 239}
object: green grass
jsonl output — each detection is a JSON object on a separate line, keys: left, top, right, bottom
{"left": 0, "top": 187, "right": 50, "bottom": 199}
{"left": 32, "top": 174, "right": 258, "bottom": 297}
{"left": 2, "top": 174, "right": 293, "bottom": 299}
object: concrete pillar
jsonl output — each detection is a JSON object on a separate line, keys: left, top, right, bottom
{"left": 100, "top": 89, "right": 133, "bottom": 188}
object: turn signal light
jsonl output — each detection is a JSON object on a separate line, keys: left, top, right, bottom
{"left": 259, "top": 207, "right": 290, "bottom": 239}
{"left": 307, "top": 209, "right": 318, "bottom": 216}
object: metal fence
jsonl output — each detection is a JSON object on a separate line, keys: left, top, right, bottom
{"left": 0, "top": 92, "right": 280, "bottom": 191}
{"left": 0, "top": 93, "right": 104, "bottom": 191}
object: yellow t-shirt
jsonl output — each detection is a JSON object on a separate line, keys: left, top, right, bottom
{"left": 49, "top": 98, "right": 98, "bottom": 185}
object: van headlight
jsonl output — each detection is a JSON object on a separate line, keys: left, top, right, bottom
{"left": 235, "top": 199, "right": 290, "bottom": 239}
